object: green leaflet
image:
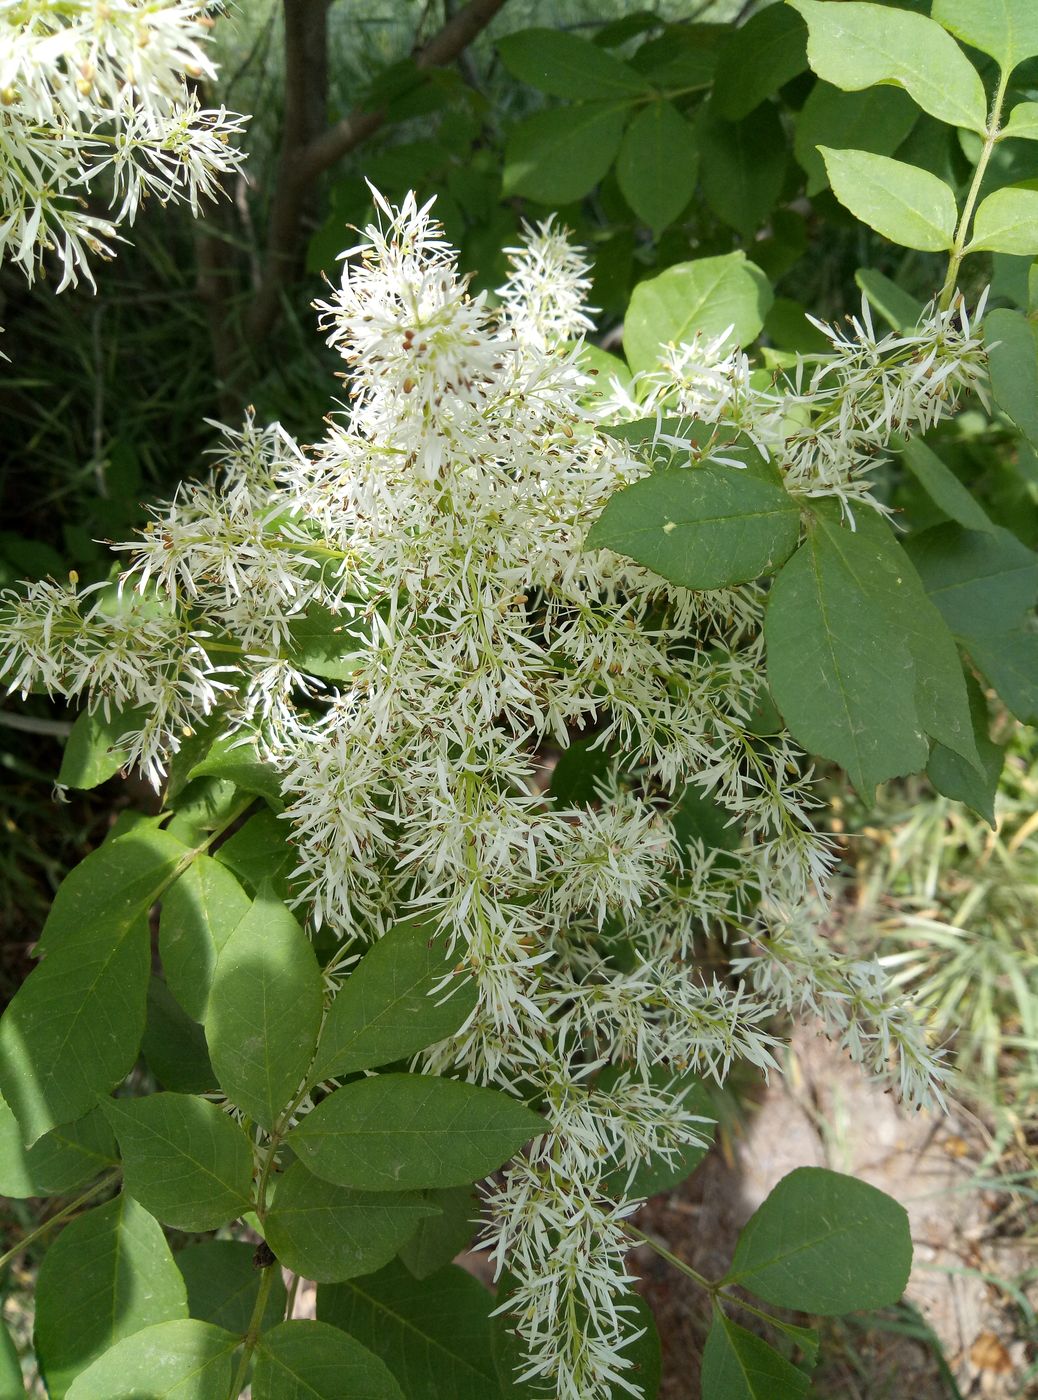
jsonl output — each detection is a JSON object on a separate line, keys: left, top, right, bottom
{"left": 159, "top": 855, "right": 251, "bottom": 1022}
{"left": 57, "top": 706, "right": 145, "bottom": 789}
{"left": 497, "top": 28, "right": 650, "bottom": 100}
{"left": 586, "top": 460, "right": 800, "bottom": 590}
{"left": 35, "top": 1195, "right": 188, "bottom": 1400}
{"left": 286, "top": 1073, "right": 544, "bottom": 1192}
{"left": 969, "top": 187, "right": 1038, "bottom": 256}
{"left": 503, "top": 103, "right": 630, "bottom": 205}
{"left": 63, "top": 1321, "right": 237, "bottom": 1400}
{"left": 205, "top": 891, "right": 323, "bottom": 1131}
{"left": 796, "top": 84, "right": 917, "bottom": 198}
{"left": 141, "top": 976, "right": 217, "bottom": 1094}
{"left": 712, "top": 3, "right": 807, "bottom": 121}
{"left": 927, "top": 670, "right": 1004, "bottom": 827}
{"left": 214, "top": 808, "right": 297, "bottom": 901}
{"left": 985, "top": 308, "right": 1038, "bottom": 449}
{"left": 309, "top": 917, "right": 477, "bottom": 1083}
{"left": 616, "top": 100, "right": 698, "bottom": 236}
{"left": 624, "top": 253, "right": 772, "bottom": 375}
{"left": 103, "top": 1093, "right": 253, "bottom": 1232}
{"left": 699, "top": 103, "right": 788, "bottom": 241}
{"left": 933, "top": 0, "right": 1038, "bottom": 76}
{"left": 723, "top": 1167, "right": 912, "bottom": 1315}
{"left": 819, "top": 148, "right": 957, "bottom": 251}
{"left": 0, "top": 1096, "right": 116, "bottom": 1199}
{"left": 263, "top": 1160, "right": 438, "bottom": 1284}
{"left": 789, "top": 0, "right": 988, "bottom": 134}
{"left": 700, "top": 1312, "right": 811, "bottom": 1400}
{"left": 967, "top": 629, "right": 1038, "bottom": 725}
{"left": 176, "top": 1241, "right": 286, "bottom": 1335}
{"left": 1003, "top": 102, "right": 1038, "bottom": 141}
{"left": 900, "top": 438, "right": 995, "bottom": 534}
{"left": 0, "top": 827, "right": 189, "bottom": 1143}
{"left": 252, "top": 1320, "right": 404, "bottom": 1400}
{"left": 398, "top": 1185, "right": 479, "bottom": 1280}
{"left": 319, "top": 1260, "right": 502, "bottom": 1400}
{"left": 765, "top": 505, "right": 980, "bottom": 793}
{"left": 34, "top": 826, "right": 189, "bottom": 959}
{"left": 186, "top": 732, "right": 285, "bottom": 810}
{"left": 0, "top": 1316, "right": 23, "bottom": 1398}
{"left": 854, "top": 268, "right": 924, "bottom": 333}
{"left": 906, "top": 522, "right": 1038, "bottom": 638}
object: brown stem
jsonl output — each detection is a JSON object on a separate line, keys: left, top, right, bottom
{"left": 244, "top": 0, "right": 508, "bottom": 350}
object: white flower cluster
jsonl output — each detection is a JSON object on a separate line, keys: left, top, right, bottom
{"left": 610, "top": 296, "right": 988, "bottom": 513}
{"left": 0, "top": 0, "right": 246, "bottom": 290}
{"left": 1, "top": 192, "right": 958, "bottom": 1397}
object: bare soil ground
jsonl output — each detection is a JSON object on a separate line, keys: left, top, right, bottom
{"left": 632, "top": 1026, "right": 1037, "bottom": 1399}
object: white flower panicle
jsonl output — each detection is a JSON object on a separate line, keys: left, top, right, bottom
{"left": 0, "top": 0, "right": 246, "bottom": 289}
{"left": 1, "top": 191, "right": 963, "bottom": 1397}
{"left": 620, "top": 294, "right": 988, "bottom": 513}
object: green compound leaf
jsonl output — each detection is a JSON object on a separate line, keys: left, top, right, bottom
{"left": 263, "top": 1160, "right": 438, "bottom": 1284}
{"left": 398, "top": 1185, "right": 479, "bottom": 1280}
{"left": 310, "top": 918, "right": 476, "bottom": 1084}
{"left": 176, "top": 1241, "right": 286, "bottom": 1334}
{"left": 58, "top": 706, "right": 145, "bottom": 790}
{"left": 900, "top": 438, "right": 995, "bottom": 533}
{"left": 616, "top": 100, "right": 699, "bottom": 236}
{"left": 497, "top": 27, "right": 650, "bottom": 99}
{"left": 103, "top": 1093, "right": 253, "bottom": 1232}
{"left": 819, "top": 148, "right": 957, "bottom": 251}
{"left": 1003, "top": 102, "right": 1038, "bottom": 141}
{"left": 985, "top": 307, "right": 1038, "bottom": 449}
{"left": 795, "top": 83, "right": 918, "bottom": 197}
{"left": 712, "top": 3, "right": 807, "bottom": 121}
{"left": 927, "top": 670, "right": 1004, "bottom": 827}
{"left": 789, "top": 0, "right": 988, "bottom": 135}
{"left": 723, "top": 1166, "right": 912, "bottom": 1314}
{"left": 933, "top": 0, "right": 1038, "bottom": 76}
{"left": 253, "top": 1320, "right": 405, "bottom": 1400}
{"left": 968, "top": 187, "right": 1038, "bottom": 255}
{"left": 63, "top": 1320, "right": 237, "bottom": 1400}
{"left": 700, "top": 1311, "right": 811, "bottom": 1400}
{"left": 0, "top": 828, "right": 188, "bottom": 1144}
{"left": 35, "top": 1195, "right": 188, "bottom": 1400}
{"left": 318, "top": 1259, "right": 501, "bottom": 1400}
{"left": 624, "top": 252, "right": 773, "bottom": 376}
{"left": 503, "top": 102, "right": 630, "bottom": 205}
{"left": 159, "top": 855, "right": 251, "bottom": 1022}
{"left": 287, "top": 1073, "right": 543, "bottom": 1192}
{"left": 0, "top": 1096, "right": 116, "bottom": 1199}
{"left": 586, "top": 462, "right": 800, "bottom": 590}
{"left": 205, "top": 891, "right": 323, "bottom": 1131}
